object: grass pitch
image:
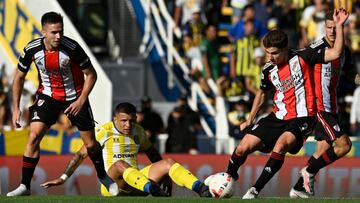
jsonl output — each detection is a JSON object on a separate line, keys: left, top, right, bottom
{"left": 1, "top": 196, "right": 360, "bottom": 203}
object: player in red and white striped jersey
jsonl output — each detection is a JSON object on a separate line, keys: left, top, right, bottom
{"left": 7, "top": 12, "right": 118, "bottom": 196}
{"left": 290, "top": 9, "right": 356, "bottom": 198}
{"left": 225, "top": 8, "right": 349, "bottom": 199}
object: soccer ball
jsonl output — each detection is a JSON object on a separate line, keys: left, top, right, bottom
{"left": 204, "top": 172, "right": 235, "bottom": 198}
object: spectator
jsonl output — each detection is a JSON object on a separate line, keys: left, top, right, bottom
{"left": 350, "top": 84, "right": 360, "bottom": 136}
{"left": 182, "top": 5, "right": 206, "bottom": 47}
{"left": 299, "top": 0, "right": 329, "bottom": 48}
{"left": 174, "top": 0, "right": 204, "bottom": 28}
{"left": 227, "top": 99, "right": 249, "bottom": 139}
{"left": 200, "top": 24, "right": 221, "bottom": 80}
{"left": 166, "top": 95, "right": 200, "bottom": 154}
{"left": 230, "top": 0, "right": 248, "bottom": 24}
{"left": 137, "top": 96, "right": 164, "bottom": 146}
{"left": 228, "top": 4, "right": 268, "bottom": 42}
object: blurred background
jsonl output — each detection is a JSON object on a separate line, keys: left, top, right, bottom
{"left": 1, "top": 0, "right": 360, "bottom": 197}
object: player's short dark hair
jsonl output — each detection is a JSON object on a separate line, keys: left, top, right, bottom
{"left": 325, "top": 9, "right": 334, "bottom": 21}
{"left": 263, "top": 29, "right": 288, "bottom": 49}
{"left": 114, "top": 102, "right": 137, "bottom": 115}
{"left": 41, "top": 12, "right": 63, "bottom": 27}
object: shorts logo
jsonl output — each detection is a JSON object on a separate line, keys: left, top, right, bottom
{"left": 299, "top": 123, "right": 309, "bottom": 132}
{"left": 333, "top": 124, "right": 340, "bottom": 132}
{"left": 37, "top": 99, "right": 45, "bottom": 106}
{"left": 251, "top": 124, "right": 259, "bottom": 131}
{"left": 32, "top": 111, "right": 40, "bottom": 120}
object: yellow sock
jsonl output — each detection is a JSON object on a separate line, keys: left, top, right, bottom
{"left": 169, "top": 163, "right": 199, "bottom": 190}
{"left": 123, "top": 167, "right": 150, "bottom": 192}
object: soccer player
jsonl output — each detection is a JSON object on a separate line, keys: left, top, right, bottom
{"left": 41, "top": 102, "right": 211, "bottom": 197}
{"left": 289, "top": 9, "right": 355, "bottom": 198}
{"left": 224, "top": 8, "right": 348, "bottom": 199}
{"left": 7, "top": 12, "right": 118, "bottom": 196}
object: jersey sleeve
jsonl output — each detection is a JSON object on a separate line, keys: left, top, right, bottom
{"left": 95, "top": 127, "right": 107, "bottom": 147}
{"left": 298, "top": 44, "right": 326, "bottom": 66}
{"left": 260, "top": 63, "right": 273, "bottom": 91}
{"left": 17, "top": 47, "right": 33, "bottom": 73}
{"left": 73, "top": 42, "right": 92, "bottom": 70}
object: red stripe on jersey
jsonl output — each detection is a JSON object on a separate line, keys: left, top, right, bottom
{"left": 44, "top": 51, "right": 65, "bottom": 100}
{"left": 70, "top": 61, "right": 85, "bottom": 97}
{"left": 299, "top": 57, "right": 316, "bottom": 115}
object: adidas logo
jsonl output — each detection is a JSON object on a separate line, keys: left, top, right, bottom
{"left": 265, "top": 167, "right": 272, "bottom": 173}
{"left": 32, "top": 112, "right": 40, "bottom": 120}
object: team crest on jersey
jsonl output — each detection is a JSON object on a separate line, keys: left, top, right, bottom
{"left": 37, "top": 99, "right": 45, "bottom": 106}
{"left": 333, "top": 124, "right": 340, "bottom": 132}
{"left": 289, "top": 57, "right": 300, "bottom": 72}
{"left": 60, "top": 58, "right": 70, "bottom": 67}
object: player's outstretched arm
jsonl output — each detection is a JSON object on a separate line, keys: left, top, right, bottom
{"left": 40, "top": 146, "right": 88, "bottom": 188}
{"left": 324, "top": 8, "right": 349, "bottom": 62}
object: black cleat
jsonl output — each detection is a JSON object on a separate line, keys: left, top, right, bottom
{"left": 149, "top": 183, "right": 169, "bottom": 197}
{"left": 197, "top": 183, "right": 212, "bottom": 198}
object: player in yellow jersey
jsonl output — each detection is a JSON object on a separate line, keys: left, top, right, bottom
{"left": 40, "top": 102, "right": 211, "bottom": 197}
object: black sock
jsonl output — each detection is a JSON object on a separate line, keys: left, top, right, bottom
{"left": 21, "top": 156, "right": 40, "bottom": 189}
{"left": 87, "top": 141, "right": 107, "bottom": 179}
{"left": 226, "top": 149, "right": 247, "bottom": 180}
{"left": 293, "top": 156, "right": 317, "bottom": 190}
{"left": 306, "top": 148, "right": 339, "bottom": 174}
{"left": 253, "top": 152, "right": 284, "bottom": 192}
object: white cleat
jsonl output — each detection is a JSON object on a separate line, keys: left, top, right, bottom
{"left": 100, "top": 175, "right": 119, "bottom": 196}
{"left": 6, "top": 184, "right": 30, "bottom": 196}
{"left": 300, "top": 167, "right": 315, "bottom": 196}
{"left": 242, "top": 187, "right": 259, "bottom": 199}
{"left": 289, "top": 188, "right": 310, "bottom": 198}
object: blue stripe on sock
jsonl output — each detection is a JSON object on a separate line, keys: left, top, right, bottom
{"left": 192, "top": 180, "right": 201, "bottom": 191}
{"left": 144, "top": 182, "right": 151, "bottom": 193}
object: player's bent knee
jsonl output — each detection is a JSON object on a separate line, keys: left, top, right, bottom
{"left": 164, "top": 158, "right": 176, "bottom": 168}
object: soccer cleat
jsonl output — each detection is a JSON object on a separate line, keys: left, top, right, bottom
{"left": 242, "top": 187, "right": 259, "bottom": 199}
{"left": 100, "top": 175, "right": 119, "bottom": 196}
{"left": 289, "top": 188, "right": 310, "bottom": 198}
{"left": 197, "top": 183, "right": 212, "bottom": 198}
{"left": 149, "top": 183, "right": 170, "bottom": 197}
{"left": 300, "top": 167, "right": 315, "bottom": 196}
{"left": 6, "top": 184, "right": 30, "bottom": 196}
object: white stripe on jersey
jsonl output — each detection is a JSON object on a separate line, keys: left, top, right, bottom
{"left": 59, "top": 51, "right": 77, "bottom": 100}
{"left": 34, "top": 51, "right": 52, "bottom": 97}
{"left": 270, "top": 67, "right": 287, "bottom": 119}
{"left": 321, "top": 63, "right": 332, "bottom": 112}
{"left": 289, "top": 56, "right": 307, "bottom": 117}
{"left": 62, "top": 38, "right": 76, "bottom": 50}
{"left": 25, "top": 39, "right": 41, "bottom": 51}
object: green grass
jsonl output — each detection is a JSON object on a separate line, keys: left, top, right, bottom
{"left": 0, "top": 196, "right": 359, "bottom": 203}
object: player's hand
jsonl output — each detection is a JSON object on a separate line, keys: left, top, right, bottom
{"left": 40, "top": 178, "right": 65, "bottom": 188}
{"left": 12, "top": 109, "right": 22, "bottom": 128}
{"left": 333, "top": 8, "right": 349, "bottom": 26}
{"left": 159, "top": 175, "right": 172, "bottom": 196}
{"left": 239, "top": 120, "right": 251, "bottom": 131}
{"left": 64, "top": 100, "right": 84, "bottom": 117}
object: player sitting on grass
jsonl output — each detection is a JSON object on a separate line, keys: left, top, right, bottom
{"left": 41, "top": 102, "right": 211, "bottom": 197}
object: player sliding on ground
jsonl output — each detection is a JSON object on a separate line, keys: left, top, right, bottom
{"left": 41, "top": 102, "right": 211, "bottom": 197}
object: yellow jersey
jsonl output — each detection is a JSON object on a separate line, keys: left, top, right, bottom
{"left": 95, "top": 122, "right": 152, "bottom": 171}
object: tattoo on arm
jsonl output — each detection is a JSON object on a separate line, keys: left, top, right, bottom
{"left": 64, "top": 151, "right": 86, "bottom": 177}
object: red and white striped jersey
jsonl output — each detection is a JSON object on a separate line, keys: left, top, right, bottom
{"left": 261, "top": 48, "right": 326, "bottom": 120}
{"left": 308, "top": 38, "right": 353, "bottom": 114}
{"left": 18, "top": 36, "right": 92, "bottom": 101}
